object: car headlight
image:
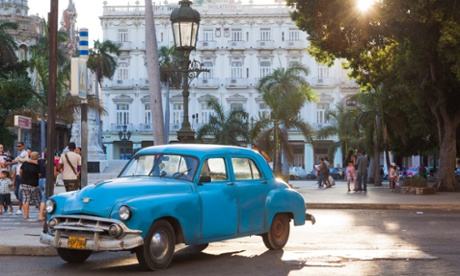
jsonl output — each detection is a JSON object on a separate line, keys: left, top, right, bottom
{"left": 45, "top": 199, "right": 56, "bottom": 214}
{"left": 118, "top": 205, "right": 131, "bottom": 221}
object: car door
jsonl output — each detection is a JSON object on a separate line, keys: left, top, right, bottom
{"left": 231, "top": 156, "right": 269, "bottom": 234}
{"left": 197, "top": 156, "right": 239, "bottom": 240}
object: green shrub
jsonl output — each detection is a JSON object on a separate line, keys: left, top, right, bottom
{"left": 402, "top": 176, "right": 428, "bottom": 187}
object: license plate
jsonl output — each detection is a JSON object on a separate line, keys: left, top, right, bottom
{"left": 68, "top": 236, "right": 86, "bottom": 249}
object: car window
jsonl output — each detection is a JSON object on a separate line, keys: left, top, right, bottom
{"left": 200, "top": 158, "right": 228, "bottom": 181}
{"left": 120, "top": 154, "right": 198, "bottom": 181}
{"left": 231, "top": 157, "right": 262, "bottom": 180}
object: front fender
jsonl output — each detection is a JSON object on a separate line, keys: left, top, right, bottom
{"left": 110, "top": 193, "right": 201, "bottom": 243}
{"left": 265, "top": 188, "right": 306, "bottom": 228}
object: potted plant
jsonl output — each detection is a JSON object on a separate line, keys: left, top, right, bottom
{"left": 398, "top": 176, "right": 436, "bottom": 195}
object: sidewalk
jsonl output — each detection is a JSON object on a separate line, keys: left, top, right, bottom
{"left": 1, "top": 180, "right": 459, "bottom": 256}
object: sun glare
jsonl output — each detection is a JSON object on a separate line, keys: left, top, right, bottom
{"left": 357, "top": 0, "right": 374, "bottom": 12}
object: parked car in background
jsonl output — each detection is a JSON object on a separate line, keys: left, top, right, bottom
{"left": 306, "top": 169, "right": 317, "bottom": 180}
{"left": 41, "top": 144, "right": 315, "bottom": 271}
{"left": 289, "top": 166, "right": 308, "bottom": 180}
{"left": 406, "top": 166, "right": 427, "bottom": 177}
{"left": 329, "top": 167, "right": 344, "bottom": 179}
{"left": 399, "top": 166, "right": 407, "bottom": 178}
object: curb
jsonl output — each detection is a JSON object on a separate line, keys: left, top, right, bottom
{"left": 0, "top": 245, "right": 57, "bottom": 256}
{"left": 308, "top": 203, "right": 460, "bottom": 211}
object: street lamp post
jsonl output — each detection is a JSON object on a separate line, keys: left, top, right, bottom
{"left": 118, "top": 125, "right": 131, "bottom": 159}
{"left": 170, "top": 0, "right": 208, "bottom": 143}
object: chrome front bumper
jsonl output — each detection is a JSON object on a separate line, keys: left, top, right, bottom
{"left": 39, "top": 214, "right": 144, "bottom": 251}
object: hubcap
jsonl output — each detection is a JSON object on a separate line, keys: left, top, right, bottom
{"left": 149, "top": 230, "right": 169, "bottom": 259}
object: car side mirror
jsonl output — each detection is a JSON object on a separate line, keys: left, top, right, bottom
{"left": 199, "top": 175, "right": 211, "bottom": 184}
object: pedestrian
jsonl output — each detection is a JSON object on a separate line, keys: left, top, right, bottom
{"left": 58, "top": 142, "right": 81, "bottom": 192}
{"left": 252, "top": 143, "right": 271, "bottom": 163}
{"left": 345, "top": 149, "right": 357, "bottom": 192}
{"left": 388, "top": 163, "right": 398, "bottom": 192}
{"left": 356, "top": 149, "right": 370, "bottom": 192}
{"left": 419, "top": 162, "right": 427, "bottom": 179}
{"left": 37, "top": 149, "right": 56, "bottom": 221}
{"left": 315, "top": 159, "right": 324, "bottom": 188}
{"left": 321, "top": 156, "right": 332, "bottom": 188}
{"left": 4, "top": 141, "right": 28, "bottom": 215}
{"left": 20, "top": 151, "right": 41, "bottom": 220}
{"left": 0, "top": 170, "right": 13, "bottom": 214}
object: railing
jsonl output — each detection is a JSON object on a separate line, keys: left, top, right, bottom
{"left": 225, "top": 78, "right": 249, "bottom": 88}
{"left": 256, "top": 40, "right": 275, "bottom": 49}
{"left": 195, "top": 78, "right": 219, "bottom": 88}
{"left": 227, "top": 40, "right": 246, "bottom": 50}
{"left": 285, "top": 40, "right": 306, "bottom": 49}
{"left": 117, "top": 41, "right": 132, "bottom": 50}
{"left": 197, "top": 41, "right": 217, "bottom": 50}
{"left": 308, "top": 78, "right": 338, "bottom": 87}
{"left": 110, "top": 124, "right": 133, "bottom": 132}
{"left": 139, "top": 123, "right": 152, "bottom": 132}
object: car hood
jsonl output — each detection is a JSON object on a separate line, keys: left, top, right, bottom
{"left": 60, "top": 177, "right": 193, "bottom": 217}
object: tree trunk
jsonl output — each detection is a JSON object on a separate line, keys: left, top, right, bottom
{"left": 437, "top": 123, "right": 457, "bottom": 191}
{"left": 145, "top": 0, "right": 165, "bottom": 145}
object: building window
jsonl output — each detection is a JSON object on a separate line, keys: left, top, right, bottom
{"left": 172, "top": 103, "right": 183, "bottom": 127}
{"left": 203, "top": 29, "right": 213, "bottom": 41}
{"left": 200, "top": 102, "right": 214, "bottom": 125}
{"left": 231, "top": 29, "right": 243, "bottom": 41}
{"left": 118, "top": 29, "right": 128, "bottom": 42}
{"left": 318, "top": 65, "right": 329, "bottom": 79}
{"left": 230, "top": 103, "right": 244, "bottom": 111}
{"left": 289, "top": 29, "right": 300, "bottom": 41}
{"left": 260, "top": 61, "right": 271, "bottom": 78}
{"left": 317, "top": 103, "right": 329, "bottom": 124}
{"left": 231, "top": 61, "right": 243, "bottom": 79}
{"left": 260, "top": 28, "right": 271, "bottom": 41}
{"left": 202, "top": 61, "right": 213, "bottom": 79}
{"left": 117, "top": 104, "right": 130, "bottom": 125}
{"left": 118, "top": 63, "right": 129, "bottom": 79}
{"left": 259, "top": 102, "right": 271, "bottom": 119}
{"left": 144, "top": 104, "right": 151, "bottom": 125}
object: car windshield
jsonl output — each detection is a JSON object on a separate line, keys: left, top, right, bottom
{"left": 119, "top": 153, "right": 199, "bottom": 181}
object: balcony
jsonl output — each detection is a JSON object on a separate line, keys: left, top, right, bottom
{"left": 110, "top": 123, "right": 134, "bottom": 132}
{"left": 308, "top": 78, "right": 337, "bottom": 87}
{"left": 117, "top": 41, "right": 132, "bottom": 51}
{"left": 195, "top": 78, "right": 219, "bottom": 89}
{"left": 256, "top": 40, "right": 275, "bottom": 49}
{"left": 139, "top": 78, "right": 149, "bottom": 89}
{"left": 227, "top": 40, "right": 246, "bottom": 50}
{"left": 340, "top": 80, "right": 360, "bottom": 88}
{"left": 197, "top": 41, "right": 217, "bottom": 50}
{"left": 111, "top": 79, "right": 133, "bottom": 89}
{"left": 285, "top": 40, "right": 306, "bottom": 49}
{"left": 225, "top": 78, "right": 249, "bottom": 89}
{"left": 139, "top": 123, "right": 152, "bottom": 132}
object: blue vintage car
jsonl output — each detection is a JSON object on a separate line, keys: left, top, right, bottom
{"left": 40, "top": 144, "right": 315, "bottom": 271}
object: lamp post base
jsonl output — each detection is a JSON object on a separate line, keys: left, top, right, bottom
{"left": 177, "top": 128, "right": 195, "bottom": 143}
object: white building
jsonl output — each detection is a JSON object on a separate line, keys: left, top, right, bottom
{"left": 99, "top": 0, "right": 359, "bottom": 170}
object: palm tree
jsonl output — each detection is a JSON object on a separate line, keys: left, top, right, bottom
{"left": 316, "top": 103, "right": 360, "bottom": 166}
{"left": 196, "top": 98, "right": 249, "bottom": 145}
{"left": 257, "top": 64, "right": 317, "bottom": 175}
{"left": 87, "top": 40, "right": 121, "bottom": 146}
{"left": 159, "top": 46, "right": 181, "bottom": 143}
{"left": 0, "top": 22, "right": 19, "bottom": 67}
{"left": 145, "top": 0, "right": 165, "bottom": 145}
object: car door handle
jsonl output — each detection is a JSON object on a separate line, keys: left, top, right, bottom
{"left": 227, "top": 182, "right": 235, "bottom": 186}
{"left": 261, "top": 180, "right": 268, "bottom": 184}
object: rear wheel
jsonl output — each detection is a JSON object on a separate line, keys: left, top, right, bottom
{"left": 262, "top": 214, "right": 290, "bottom": 250}
{"left": 136, "top": 219, "right": 175, "bottom": 271}
{"left": 56, "top": 248, "right": 92, "bottom": 263}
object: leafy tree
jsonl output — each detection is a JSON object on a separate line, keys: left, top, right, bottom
{"left": 288, "top": 0, "right": 460, "bottom": 191}
{"left": 195, "top": 98, "right": 249, "bottom": 145}
{"left": 145, "top": 0, "right": 165, "bottom": 145}
{"left": 0, "top": 22, "right": 18, "bottom": 67}
{"left": 257, "top": 64, "right": 317, "bottom": 175}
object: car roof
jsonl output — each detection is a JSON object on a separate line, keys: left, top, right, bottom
{"left": 135, "top": 144, "right": 256, "bottom": 159}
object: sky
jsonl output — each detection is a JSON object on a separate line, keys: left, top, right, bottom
{"left": 27, "top": 0, "right": 276, "bottom": 47}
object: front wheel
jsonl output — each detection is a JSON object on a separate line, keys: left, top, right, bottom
{"left": 56, "top": 248, "right": 92, "bottom": 263}
{"left": 136, "top": 219, "right": 176, "bottom": 271}
{"left": 262, "top": 214, "right": 290, "bottom": 250}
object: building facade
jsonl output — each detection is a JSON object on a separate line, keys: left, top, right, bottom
{"left": 100, "top": 0, "right": 360, "bottom": 170}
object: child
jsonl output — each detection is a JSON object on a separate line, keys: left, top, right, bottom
{"left": 0, "top": 170, "right": 13, "bottom": 214}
